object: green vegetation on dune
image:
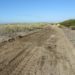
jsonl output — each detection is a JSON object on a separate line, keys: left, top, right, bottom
{"left": 60, "top": 19, "right": 75, "bottom": 27}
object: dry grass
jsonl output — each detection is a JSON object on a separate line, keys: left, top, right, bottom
{"left": 0, "top": 23, "right": 47, "bottom": 36}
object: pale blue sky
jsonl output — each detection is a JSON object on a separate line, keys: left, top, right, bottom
{"left": 0, "top": 0, "right": 75, "bottom": 23}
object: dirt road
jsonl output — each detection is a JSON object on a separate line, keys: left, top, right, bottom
{"left": 0, "top": 26, "right": 75, "bottom": 75}
{"left": 62, "top": 28, "right": 75, "bottom": 47}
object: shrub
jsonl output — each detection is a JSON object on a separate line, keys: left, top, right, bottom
{"left": 60, "top": 19, "right": 75, "bottom": 27}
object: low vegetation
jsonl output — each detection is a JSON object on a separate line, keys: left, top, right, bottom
{"left": 60, "top": 19, "right": 75, "bottom": 28}
{"left": 0, "top": 23, "right": 47, "bottom": 36}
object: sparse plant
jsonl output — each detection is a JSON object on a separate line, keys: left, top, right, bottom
{"left": 0, "top": 23, "right": 47, "bottom": 36}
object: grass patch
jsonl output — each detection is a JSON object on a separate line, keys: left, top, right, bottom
{"left": 0, "top": 23, "right": 47, "bottom": 35}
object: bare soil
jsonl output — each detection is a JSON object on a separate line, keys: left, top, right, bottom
{"left": 0, "top": 26, "right": 75, "bottom": 75}
{"left": 62, "top": 27, "right": 75, "bottom": 47}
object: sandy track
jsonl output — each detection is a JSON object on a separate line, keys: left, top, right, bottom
{"left": 62, "top": 28, "right": 75, "bottom": 47}
{"left": 0, "top": 26, "right": 75, "bottom": 75}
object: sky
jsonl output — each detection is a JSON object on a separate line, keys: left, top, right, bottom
{"left": 0, "top": 0, "right": 75, "bottom": 23}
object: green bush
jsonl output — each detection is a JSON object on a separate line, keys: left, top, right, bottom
{"left": 60, "top": 19, "right": 75, "bottom": 27}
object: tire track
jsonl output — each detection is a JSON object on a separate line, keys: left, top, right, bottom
{"left": 11, "top": 47, "right": 39, "bottom": 75}
{"left": 0, "top": 44, "right": 34, "bottom": 75}
{"left": 0, "top": 27, "right": 56, "bottom": 75}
